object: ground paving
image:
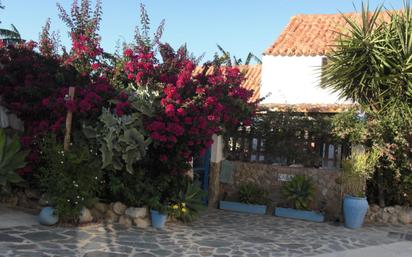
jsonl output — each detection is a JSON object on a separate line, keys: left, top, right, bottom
{"left": 0, "top": 209, "right": 411, "bottom": 257}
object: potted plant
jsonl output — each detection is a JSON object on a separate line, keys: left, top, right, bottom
{"left": 169, "top": 181, "right": 206, "bottom": 222}
{"left": 341, "top": 148, "right": 380, "bottom": 229}
{"left": 147, "top": 195, "right": 169, "bottom": 229}
{"left": 219, "top": 183, "right": 269, "bottom": 214}
{"left": 275, "top": 175, "right": 324, "bottom": 222}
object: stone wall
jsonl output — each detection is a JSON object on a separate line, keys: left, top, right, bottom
{"left": 219, "top": 161, "right": 342, "bottom": 220}
{"left": 365, "top": 205, "right": 412, "bottom": 224}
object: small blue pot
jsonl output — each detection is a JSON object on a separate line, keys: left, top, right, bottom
{"left": 38, "top": 207, "right": 59, "bottom": 226}
{"left": 150, "top": 209, "right": 167, "bottom": 229}
{"left": 343, "top": 195, "right": 368, "bottom": 229}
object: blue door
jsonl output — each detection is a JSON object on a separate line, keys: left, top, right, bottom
{"left": 193, "top": 148, "right": 211, "bottom": 202}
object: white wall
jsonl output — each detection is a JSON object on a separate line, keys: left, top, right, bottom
{"left": 261, "top": 55, "right": 347, "bottom": 104}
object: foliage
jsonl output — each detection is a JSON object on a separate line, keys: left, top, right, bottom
{"left": 0, "top": 3, "right": 22, "bottom": 46}
{"left": 0, "top": 1, "right": 258, "bottom": 220}
{"left": 39, "top": 18, "right": 60, "bottom": 57}
{"left": 102, "top": 169, "right": 151, "bottom": 207}
{"left": 282, "top": 175, "right": 315, "bottom": 210}
{"left": 238, "top": 183, "right": 269, "bottom": 205}
{"left": 331, "top": 109, "right": 368, "bottom": 145}
{"left": 169, "top": 181, "right": 206, "bottom": 222}
{"left": 224, "top": 110, "right": 339, "bottom": 167}
{"left": 84, "top": 107, "right": 150, "bottom": 173}
{"left": 215, "top": 44, "right": 262, "bottom": 66}
{"left": 0, "top": 129, "right": 28, "bottom": 194}
{"left": 320, "top": 2, "right": 412, "bottom": 113}
{"left": 322, "top": 2, "right": 412, "bottom": 207}
{"left": 39, "top": 135, "right": 102, "bottom": 223}
{"left": 333, "top": 108, "right": 412, "bottom": 205}
{"left": 341, "top": 148, "right": 381, "bottom": 197}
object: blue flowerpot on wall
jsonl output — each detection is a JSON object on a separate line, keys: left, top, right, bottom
{"left": 38, "top": 207, "right": 59, "bottom": 226}
{"left": 343, "top": 195, "right": 368, "bottom": 229}
{"left": 150, "top": 209, "right": 167, "bottom": 229}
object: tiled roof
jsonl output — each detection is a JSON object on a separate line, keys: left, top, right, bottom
{"left": 238, "top": 65, "right": 261, "bottom": 102}
{"left": 194, "top": 65, "right": 261, "bottom": 102}
{"left": 264, "top": 12, "right": 390, "bottom": 56}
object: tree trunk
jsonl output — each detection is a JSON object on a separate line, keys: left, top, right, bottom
{"left": 377, "top": 169, "right": 385, "bottom": 207}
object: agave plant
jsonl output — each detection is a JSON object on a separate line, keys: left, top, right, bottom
{"left": 320, "top": 1, "right": 412, "bottom": 115}
{"left": 282, "top": 175, "right": 315, "bottom": 210}
{"left": 0, "top": 129, "right": 28, "bottom": 194}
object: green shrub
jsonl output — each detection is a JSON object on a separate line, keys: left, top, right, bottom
{"left": 0, "top": 129, "right": 28, "bottom": 194}
{"left": 238, "top": 183, "right": 269, "bottom": 205}
{"left": 39, "top": 136, "right": 102, "bottom": 223}
{"left": 282, "top": 175, "right": 315, "bottom": 210}
{"left": 342, "top": 148, "right": 380, "bottom": 197}
{"left": 169, "top": 181, "right": 206, "bottom": 223}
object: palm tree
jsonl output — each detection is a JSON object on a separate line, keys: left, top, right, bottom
{"left": 215, "top": 44, "right": 262, "bottom": 66}
{"left": 0, "top": 1, "right": 22, "bottom": 45}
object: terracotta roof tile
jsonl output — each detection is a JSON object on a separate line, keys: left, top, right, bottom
{"left": 264, "top": 11, "right": 392, "bottom": 56}
{"left": 193, "top": 65, "right": 261, "bottom": 102}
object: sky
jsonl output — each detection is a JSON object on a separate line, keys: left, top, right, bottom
{"left": 0, "top": 0, "right": 405, "bottom": 62}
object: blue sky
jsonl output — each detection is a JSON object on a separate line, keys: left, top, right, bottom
{"left": 0, "top": 0, "right": 404, "bottom": 61}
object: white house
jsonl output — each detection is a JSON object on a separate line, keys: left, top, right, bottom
{"left": 251, "top": 12, "right": 363, "bottom": 110}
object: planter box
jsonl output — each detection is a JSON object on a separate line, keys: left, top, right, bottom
{"left": 274, "top": 207, "right": 324, "bottom": 222}
{"left": 219, "top": 200, "right": 267, "bottom": 214}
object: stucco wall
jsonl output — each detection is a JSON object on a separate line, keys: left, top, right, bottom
{"left": 219, "top": 161, "right": 342, "bottom": 220}
{"left": 261, "top": 55, "right": 346, "bottom": 105}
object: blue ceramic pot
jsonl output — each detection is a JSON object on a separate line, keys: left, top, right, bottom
{"left": 150, "top": 209, "right": 167, "bottom": 229}
{"left": 343, "top": 195, "right": 368, "bottom": 229}
{"left": 38, "top": 207, "right": 58, "bottom": 226}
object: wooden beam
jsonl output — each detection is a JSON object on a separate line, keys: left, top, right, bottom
{"left": 64, "top": 87, "right": 76, "bottom": 152}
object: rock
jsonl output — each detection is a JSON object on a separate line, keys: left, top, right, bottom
{"left": 389, "top": 215, "right": 398, "bottom": 224}
{"left": 118, "top": 215, "right": 132, "bottom": 227}
{"left": 90, "top": 208, "right": 104, "bottom": 220}
{"left": 382, "top": 212, "right": 390, "bottom": 223}
{"left": 133, "top": 217, "right": 150, "bottom": 228}
{"left": 111, "top": 202, "right": 127, "bottom": 215}
{"left": 0, "top": 195, "right": 18, "bottom": 206}
{"left": 398, "top": 210, "right": 412, "bottom": 224}
{"left": 38, "top": 207, "right": 58, "bottom": 226}
{"left": 79, "top": 207, "right": 93, "bottom": 223}
{"left": 384, "top": 206, "right": 395, "bottom": 214}
{"left": 25, "top": 189, "right": 41, "bottom": 200}
{"left": 125, "top": 207, "right": 148, "bottom": 219}
{"left": 94, "top": 202, "right": 108, "bottom": 213}
{"left": 369, "top": 204, "right": 380, "bottom": 213}
{"left": 105, "top": 209, "right": 118, "bottom": 223}
{"left": 17, "top": 192, "right": 29, "bottom": 207}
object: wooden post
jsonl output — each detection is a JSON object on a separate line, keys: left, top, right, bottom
{"left": 64, "top": 87, "right": 76, "bottom": 152}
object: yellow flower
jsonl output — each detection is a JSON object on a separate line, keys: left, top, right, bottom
{"left": 181, "top": 203, "right": 186, "bottom": 207}
{"left": 172, "top": 204, "right": 179, "bottom": 210}
{"left": 181, "top": 207, "right": 187, "bottom": 213}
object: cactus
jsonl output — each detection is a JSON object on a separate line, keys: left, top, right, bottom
{"left": 0, "top": 129, "right": 28, "bottom": 194}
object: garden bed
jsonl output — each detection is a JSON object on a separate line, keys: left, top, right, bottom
{"left": 219, "top": 200, "right": 267, "bottom": 214}
{"left": 274, "top": 207, "right": 324, "bottom": 222}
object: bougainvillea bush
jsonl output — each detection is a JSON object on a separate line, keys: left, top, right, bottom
{"left": 0, "top": 0, "right": 256, "bottom": 221}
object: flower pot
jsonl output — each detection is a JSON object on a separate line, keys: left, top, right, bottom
{"left": 38, "top": 206, "right": 58, "bottom": 226}
{"left": 343, "top": 195, "right": 368, "bottom": 229}
{"left": 274, "top": 207, "right": 325, "bottom": 222}
{"left": 150, "top": 209, "right": 167, "bottom": 229}
{"left": 219, "top": 200, "right": 267, "bottom": 214}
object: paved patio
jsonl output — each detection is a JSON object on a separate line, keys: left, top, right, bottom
{"left": 0, "top": 209, "right": 411, "bottom": 257}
